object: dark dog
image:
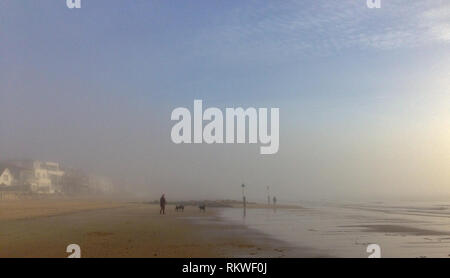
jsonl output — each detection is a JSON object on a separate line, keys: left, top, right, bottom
{"left": 199, "top": 204, "right": 206, "bottom": 212}
{"left": 175, "top": 205, "right": 184, "bottom": 212}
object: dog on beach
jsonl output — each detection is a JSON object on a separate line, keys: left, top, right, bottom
{"left": 198, "top": 204, "right": 206, "bottom": 212}
{"left": 175, "top": 205, "right": 184, "bottom": 212}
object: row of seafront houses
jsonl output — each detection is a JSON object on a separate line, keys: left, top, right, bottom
{"left": 0, "top": 160, "right": 115, "bottom": 199}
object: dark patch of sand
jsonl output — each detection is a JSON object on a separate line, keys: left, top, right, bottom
{"left": 342, "top": 224, "right": 450, "bottom": 236}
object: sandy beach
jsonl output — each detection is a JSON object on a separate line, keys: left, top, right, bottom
{"left": 0, "top": 198, "right": 310, "bottom": 258}
{"left": 2, "top": 199, "right": 450, "bottom": 258}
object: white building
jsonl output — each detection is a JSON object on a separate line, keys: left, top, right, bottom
{"left": 38, "top": 161, "right": 65, "bottom": 193}
{"left": 5, "top": 160, "right": 65, "bottom": 194}
{"left": 0, "top": 167, "right": 14, "bottom": 186}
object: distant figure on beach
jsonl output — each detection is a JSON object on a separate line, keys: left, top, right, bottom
{"left": 273, "top": 196, "right": 277, "bottom": 206}
{"left": 175, "top": 204, "right": 184, "bottom": 212}
{"left": 199, "top": 204, "right": 206, "bottom": 212}
{"left": 160, "top": 194, "right": 166, "bottom": 214}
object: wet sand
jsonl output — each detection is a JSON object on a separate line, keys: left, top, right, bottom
{"left": 0, "top": 199, "right": 311, "bottom": 258}
{"left": 341, "top": 224, "right": 450, "bottom": 236}
{"left": 219, "top": 201, "right": 450, "bottom": 258}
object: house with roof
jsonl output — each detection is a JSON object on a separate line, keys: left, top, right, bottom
{"left": 2, "top": 160, "right": 65, "bottom": 193}
{"left": 0, "top": 163, "right": 32, "bottom": 189}
{"left": 0, "top": 166, "right": 14, "bottom": 186}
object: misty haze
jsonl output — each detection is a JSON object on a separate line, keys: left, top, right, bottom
{"left": 0, "top": 0, "right": 449, "bottom": 259}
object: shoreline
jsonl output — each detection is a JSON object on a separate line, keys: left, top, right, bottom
{"left": 183, "top": 207, "right": 324, "bottom": 258}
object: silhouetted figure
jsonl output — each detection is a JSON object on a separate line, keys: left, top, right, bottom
{"left": 273, "top": 196, "right": 277, "bottom": 212}
{"left": 175, "top": 205, "right": 184, "bottom": 212}
{"left": 160, "top": 194, "right": 166, "bottom": 214}
{"left": 199, "top": 204, "right": 206, "bottom": 212}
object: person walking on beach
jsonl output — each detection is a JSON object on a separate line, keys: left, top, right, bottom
{"left": 160, "top": 194, "right": 166, "bottom": 215}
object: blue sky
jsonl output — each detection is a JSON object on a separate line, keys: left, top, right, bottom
{"left": 1, "top": 1, "right": 449, "bottom": 200}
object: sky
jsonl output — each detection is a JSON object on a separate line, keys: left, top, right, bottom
{"left": 0, "top": 0, "right": 449, "bottom": 202}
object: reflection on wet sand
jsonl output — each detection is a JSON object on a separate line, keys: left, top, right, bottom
{"left": 219, "top": 201, "right": 450, "bottom": 258}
